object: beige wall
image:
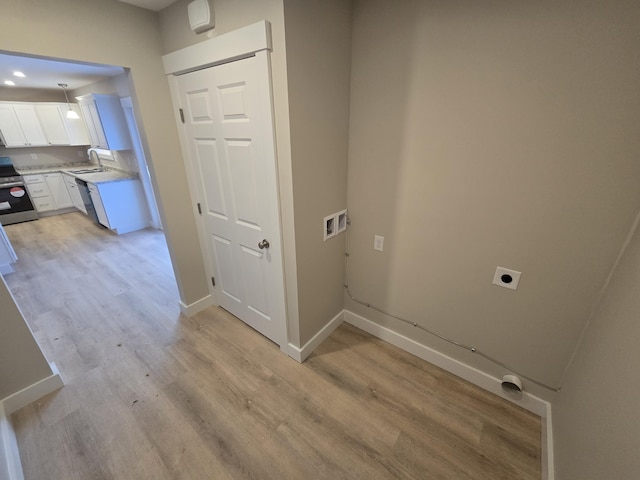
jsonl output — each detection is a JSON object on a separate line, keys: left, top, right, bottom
{"left": 0, "top": 277, "right": 52, "bottom": 400}
{"left": 71, "top": 73, "right": 129, "bottom": 98}
{"left": 552, "top": 213, "right": 640, "bottom": 478}
{"left": 1, "top": 0, "right": 209, "bottom": 308}
{"left": 346, "top": 0, "right": 640, "bottom": 396}
{"left": 0, "top": 87, "right": 65, "bottom": 102}
{"left": 283, "top": 0, "right": 352, "bottom": 344}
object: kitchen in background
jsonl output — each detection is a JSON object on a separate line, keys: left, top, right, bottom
{"left": 0, "top": 51, "right": 163, "bottom": 272}
{"left": 0, "top": 52, "right": 163, "bottom": 272}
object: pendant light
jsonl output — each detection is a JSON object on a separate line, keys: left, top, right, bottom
{"left": 58, "top": 83, "right": 80, "bottom": 119}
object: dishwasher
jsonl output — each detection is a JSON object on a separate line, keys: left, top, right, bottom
{"left": 75, "top": 178, "right": 101, "bottom": 225}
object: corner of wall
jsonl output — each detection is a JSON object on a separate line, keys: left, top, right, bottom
{"left": 0, "top": 401, "right": 25, "bottom": 480}
{"left": 179, "top": 294, "right": 215, "bottom": 317}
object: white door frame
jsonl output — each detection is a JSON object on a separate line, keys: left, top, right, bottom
{"left": 162, "top": 21, "right": 289, "bottom": 352}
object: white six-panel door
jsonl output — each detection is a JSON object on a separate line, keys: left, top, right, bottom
{"left": 176, "top": 55, "right": 286, "bottom": 347}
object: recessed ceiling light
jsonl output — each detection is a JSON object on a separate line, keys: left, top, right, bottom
{"left": 13, "top": 71, "right": 25, "bottom": 78}
{"left": 4, "top": 80, "right": 16, "bottom": 86}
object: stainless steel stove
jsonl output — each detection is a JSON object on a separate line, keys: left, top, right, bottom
{"left": 0, "top": 156, "right": 38, "bottom": 225}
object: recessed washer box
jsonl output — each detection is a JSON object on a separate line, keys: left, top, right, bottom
{"left": 323, "top": 214, "right": 336, "bottom": 241}
{"left": 336, "top": 209, "right": 347, "bottom": 234}
{"left": 492, "top": 266, "right": 522, "bottom": 290}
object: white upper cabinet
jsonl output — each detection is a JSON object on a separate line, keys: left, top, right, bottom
{"left": 35, "top": 104, "right": 68, "bottom": 145}
{"left": 0, "top": 105, "right": 26, "bottom": 146}
{"left": 35, "top": 103, "right": 91, "bottom": 146}
{"left": 77, "top": 94, "right": 132, "bottom": 150}
{"left": 0, "top": 103, "right": 48, "bottom": 147}
{"left": 12, "top": 104, "right": 48, "bottom": 146}
{"left": 63, "top": 105, "right": 92, "bottom": 146}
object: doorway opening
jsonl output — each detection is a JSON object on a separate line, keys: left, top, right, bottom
{"left": 0, "top": 50, "right": 178, "bottom": 334}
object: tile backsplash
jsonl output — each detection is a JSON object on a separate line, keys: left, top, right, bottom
{"left": 0, "top": 145, "right": 88, "bottom": 169}
{"left": 1, "top": 145, "right": 140, "bottom": 174}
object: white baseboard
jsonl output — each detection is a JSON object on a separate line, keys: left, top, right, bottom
{"left": 542, "top": 402, "right": 554, "bottom": 480}
{"left": 0, "top": 264, "right": 16, "bottom": 275}
{"left": 0, "top": 403, "right": 24, "bottom": 480}
{"left": 287, "top": 310, "right": 345, "bottom": 363}
{"left": 343, "top": 309, "right": 554, "bottom": 480}
{"left": 179, "top": 294, "right": 215, "bottom": 317}
{"left": 1, "top": 363, "right": 64, "bottom": 416}
{"left": 0, "top": 362, "right": 63, "bottom": 480}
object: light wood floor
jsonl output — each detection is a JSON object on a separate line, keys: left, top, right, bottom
{"left": 4, "top": 212, "right": 541, "bottom": 480}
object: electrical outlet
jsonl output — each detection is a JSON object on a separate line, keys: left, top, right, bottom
{"left": 30, "top": 153, "right": 38, "bottom": 160}
{"left": 323, "top": 214, "right": 337, "bottom": 241}
{"left": 492, "top": 266, "right": 522, "bottom": 290}
{"left": 374, "top": 235, "right": 384, "bottom": 251}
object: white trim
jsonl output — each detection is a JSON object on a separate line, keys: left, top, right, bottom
{"left": 287, "top": 310, "right": 345, "bottom": 363}
{"left": 252, "top": 49, "right": 289, "bottom": 348}
{"left": 164, "top": 22, "right": 289, "bottom": 351}
{"left": 162, "top": 21, "right": 272, "bottom": 76}
{"left": 165, "top": 74, "right": 219, "bottom": 312}
{"left": 344, "top": 310, "right": 548, "bottom": 415}
{"left": 0, "top": 362, "right": 64, "bottom": 480}
{"left": 1, "top": 363, "right": 63, "bottom": 416}
{"left": 179, "top": 294, "right": 215, "bottom": 317}
{"left": 542, "top": 403, "right": 554, "bottom": 480}
{"left": 0, "top": 264, "right": 16, "bottom": 275}
{"left": 344, "top": 309, "right": 554, "bottom": 480}
{"left": 0, "top": 403, "right": 24, "bottom": 480}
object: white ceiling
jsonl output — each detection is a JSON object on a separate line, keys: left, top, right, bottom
{"left": 0, "top": 0, "right": 179, "bottom": 92}
{"left": 118, "top": 0, "right": 179, "bottom": 12}
{"left": 0, "top": 53, "right": 125, "bottom": 91}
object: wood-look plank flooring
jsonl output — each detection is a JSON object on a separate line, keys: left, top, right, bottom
{"left": 3, "top": 212, "right": 541, "bottom": 480}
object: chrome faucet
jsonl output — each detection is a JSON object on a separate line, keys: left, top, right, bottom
{"left": 87, "top": 148, "right": 104, "bottom": 171}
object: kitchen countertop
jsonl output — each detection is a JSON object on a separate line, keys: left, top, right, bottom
{"left": 17, "top": 164, "right": 138, "bottom": 185}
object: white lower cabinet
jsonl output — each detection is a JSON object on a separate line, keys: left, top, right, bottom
{"left": 87, "top": 180, "right": 148, "bottom": 234}
{"left": 63, "top": 174, "right": 86, "bottom": 213}
{"left": 88, "top": 183, "right": 109, "bottom": 228}
{"left": 24, "top": 174, "right": 54, "bottom": 212}
{"left": 44, "top": 173, "right": 73, "bottom": 209}
{"left": 23, "top": 173, "right": 73, "bottom": 213}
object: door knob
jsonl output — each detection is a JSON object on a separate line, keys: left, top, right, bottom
{"left": 258, "top": 239, "right": 270, "bottom": 249}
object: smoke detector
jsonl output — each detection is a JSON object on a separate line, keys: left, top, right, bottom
{"left": 188, "top": 0, "right": 215, "bottom": 34}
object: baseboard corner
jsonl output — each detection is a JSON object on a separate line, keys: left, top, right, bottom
{"left": 0, "top": 363, "right": 63, "bottom": 480}
{"left": 287, "top": 309, "right": 345, "bottom": 363}
{"left": 1, "top": 363, "right": 64, "bottom": 416}
{"left": 179, "top": 294, "right": 215, "bottom": 317}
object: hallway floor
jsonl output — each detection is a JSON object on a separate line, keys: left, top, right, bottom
{"left": 4, "top": 212, "right": 541, "bottom": 479}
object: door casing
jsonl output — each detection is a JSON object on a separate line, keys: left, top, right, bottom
{"left": 163, "top": 21, "right": 289, "bottom": 352}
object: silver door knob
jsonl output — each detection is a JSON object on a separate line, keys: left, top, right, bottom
{"left": 258, "top": 239, "right": 270, "bottom": 249}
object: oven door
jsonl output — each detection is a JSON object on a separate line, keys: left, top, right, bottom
{"left": 0, "top": 182, "right": 38, "bottom": 225}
